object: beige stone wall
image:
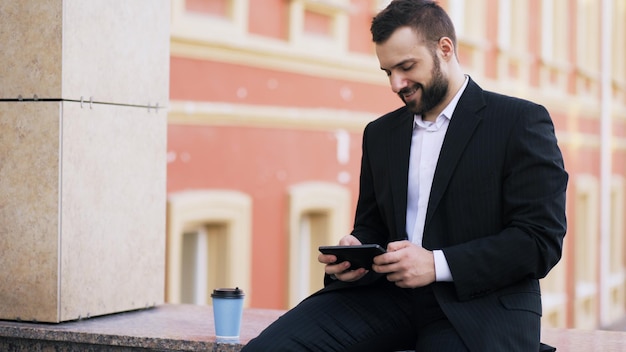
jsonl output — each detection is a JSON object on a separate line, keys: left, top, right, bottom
{"left": 0, "top": 0, "right": 169, "bottom": 323}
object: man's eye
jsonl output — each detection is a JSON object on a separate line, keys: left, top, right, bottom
{"left": 401, "top": 65, "right": 413, "bottom": 71}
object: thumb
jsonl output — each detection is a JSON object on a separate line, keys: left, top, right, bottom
{"left": 339, "top": 235, "right": 362, "bottom": 246}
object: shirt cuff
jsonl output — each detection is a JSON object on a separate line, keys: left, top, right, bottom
{"left": 433, "top": 250, "right": 453, "bottom": 282}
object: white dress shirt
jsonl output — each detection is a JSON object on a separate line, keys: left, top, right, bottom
{"left": 405, "top": 76, "right": 469, "bottom": 282}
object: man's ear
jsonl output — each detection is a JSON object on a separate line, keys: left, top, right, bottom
{"left": 438, "top": 37, "right": 455, "bottom": 61}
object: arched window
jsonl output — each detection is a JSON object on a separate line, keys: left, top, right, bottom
{"left": 166, "top": 190, "right": 252, "bottom": 307}
{"left": 287, "top": 182, "right": 351, "bottom": 307}
{"left": 574, "top": 175, "right": 599, "bottom": 329}
{"left": 607, "top": 176, "right": 625, "bottom": 324}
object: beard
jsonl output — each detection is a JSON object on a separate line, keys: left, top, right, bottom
{"left": 398, "top": 57, "right": 449, "bottom": 116}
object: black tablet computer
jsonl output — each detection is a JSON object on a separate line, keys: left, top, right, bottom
{"left": 318, "top": 244, "right": 386, "bottom": 270}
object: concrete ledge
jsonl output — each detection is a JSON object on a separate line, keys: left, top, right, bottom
{"left": 0, "top": 304, "right": 283, "bottom": 351}
{"left": 541, "top": 327, "right": 626, "bottom": 352}
{"left": 0, "top": 304, "right": 624, "bottom": 351}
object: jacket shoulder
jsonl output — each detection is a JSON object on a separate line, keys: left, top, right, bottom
{"left": 366, "top": 105, "right": 410, "bottom": 130}
{"left": 481, "top": 89, "right": 545, "bottom": 111}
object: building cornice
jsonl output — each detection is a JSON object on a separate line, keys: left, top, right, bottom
{"left": 167, "top": 100, "right": 376, "bottom": 133}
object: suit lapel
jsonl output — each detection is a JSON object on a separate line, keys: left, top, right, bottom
{"left": 388, "top": 109, "right": 413, "bottom": 241}
{"left": 424, "top": 79, "right": 485, "bottom": 238}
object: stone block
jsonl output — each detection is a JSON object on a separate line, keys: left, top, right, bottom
{"left": 0, "top": 101, "right": 166, "bottom": 322}
{"left": 0, "top": 0, "right": 169, "bottom": 106}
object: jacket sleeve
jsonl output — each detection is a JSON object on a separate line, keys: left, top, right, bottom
{"left": 443, "top": 102, "right": 568, "bottom": 301}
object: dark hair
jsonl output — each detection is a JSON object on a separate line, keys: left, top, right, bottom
{"left": 371, "top": 0, "right": 457, "bottom": 51}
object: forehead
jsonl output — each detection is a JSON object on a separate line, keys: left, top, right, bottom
{"left": 376, "top": 27, "right": 431, "bottom": 67}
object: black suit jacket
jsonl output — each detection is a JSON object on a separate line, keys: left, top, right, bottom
{"left": 324, "top": 78, "right": 568, "bottom": 351}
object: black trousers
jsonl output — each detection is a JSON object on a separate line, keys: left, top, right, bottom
{"left": 242, "top": 281, "right": 469, "bottom": 352}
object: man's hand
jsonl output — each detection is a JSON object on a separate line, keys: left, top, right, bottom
{"left": 318, "top": 235, "right": 369, "bottom": 282}
{"left": 372, "top": 240, "right": 436, "bottom": 288}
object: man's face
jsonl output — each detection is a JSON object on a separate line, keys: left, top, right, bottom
{"left": 376, "top": 27, "right": 449, "bottom": 117}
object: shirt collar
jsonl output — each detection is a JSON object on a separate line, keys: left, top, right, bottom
{"left": 441, "top": 75, "right": 469, "bottom": 120}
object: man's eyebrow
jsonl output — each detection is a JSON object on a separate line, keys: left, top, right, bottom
{"left": 380, "top": 58, "right": 416, "bottom": 71}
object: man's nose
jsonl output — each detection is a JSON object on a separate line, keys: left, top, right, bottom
{"left": 389, "top": 73, "right": 408, "bottom": 93}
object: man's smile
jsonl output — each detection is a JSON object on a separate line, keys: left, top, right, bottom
{"left": 400, "top": 85, "right": 419, "bottom": 101}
